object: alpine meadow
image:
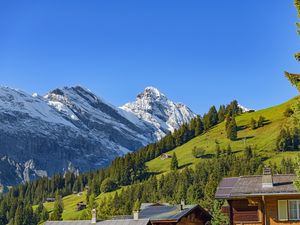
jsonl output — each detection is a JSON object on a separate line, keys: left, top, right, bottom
{"left": 0, "top": 1, "right": 300, "bottom": 225}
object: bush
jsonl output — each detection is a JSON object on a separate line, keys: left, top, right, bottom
{"left": 100, "top": 178, "right": 117, "bottom": 193}
{"left": 257, "top": 116, "right": 265, "bottom": 128}
{"left": 284, "top": 107, "right": 294, "bottom": 117}
{"left": 192, "top": 147, "right": 206, "bottom": 158}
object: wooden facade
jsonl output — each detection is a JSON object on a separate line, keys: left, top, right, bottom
{"left": 227, "top": 195, "right": 300, "bottom": 225}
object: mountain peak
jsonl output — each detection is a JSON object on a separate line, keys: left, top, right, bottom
{"left": 121, "top": 87, "right": 196, "bottom": 139}
{"left": 138, "top": 86, "right": 165, "bottom": 100}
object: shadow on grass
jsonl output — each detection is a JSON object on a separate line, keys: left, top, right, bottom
{"left": 237, "top": 125, "right": 248, "bottom": 131}
{"left": 236, "top": 136, "right": 254, "bottom": 141}
{"left": 179, "top": 162, "right": 193, "bottom": 169}
{"left": 200, "top": 154, "right": 214, "bottom": 159}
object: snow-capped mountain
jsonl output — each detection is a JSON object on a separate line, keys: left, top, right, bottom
{"left": 121, "top": 87, "right": 197, "bottom": 139}
{"left": 238, "top": 103, "right": 255, "bottom": 113}
{"left": 0, "top": 85, "right": 196, "bottom": 187}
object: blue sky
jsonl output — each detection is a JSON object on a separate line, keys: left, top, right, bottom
{"left": 0, "top": 0, "right": 299, "bottom": 114}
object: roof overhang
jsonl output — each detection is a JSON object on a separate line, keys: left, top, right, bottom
{"left": 216, "top": 192, "right": 300, "bottom": 200}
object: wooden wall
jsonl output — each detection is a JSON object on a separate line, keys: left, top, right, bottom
{"left": 265, "top": 195, "right": 300, "bottom": 225}
{"left": 229, "top": 199, "right": 260, "bottom": 224}
{"left": 229, "top": 195, "right": 300, "bottom": 225}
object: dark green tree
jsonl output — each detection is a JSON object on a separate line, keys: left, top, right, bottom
{"left": 244, "top": 146, "right": 253, "bottom": 160}
{"left": 50, "top": 194, "right": 64, "bottom": 221}
{"left": 218, "top": 105, "right": 226, "bottom": 123}
{"left": 257, "top": 116, "right": 265, "bottom": 128}
{"left": 170, "top": 153, "right": 179, "bottom": 171}
{"left": 100, "top": 178, "right": 117, "bottom": 193}
{"left": 250, "top": 118, "right": 257, "bottom": 130}
{"left": 226, "top": 116, "right": 237, "bottom": 141}
{"left": 211, "top": 200, "right": 229, "bottom": 225}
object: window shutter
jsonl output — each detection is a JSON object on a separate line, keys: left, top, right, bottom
{"left": 278, "top": 200, "right": 288, "bottom": 221}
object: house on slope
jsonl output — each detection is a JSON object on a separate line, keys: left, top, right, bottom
{"left": 45, "top": 219, "right": 151, "bottom": 225}
{"left": 45, "top": 202, "right": 211, "bottom": 225}
{"left": 134, "top": 202, "right": 211, "bottom": 224}
{"left": 215, "top": 167, "right": 300, "bottom": 225}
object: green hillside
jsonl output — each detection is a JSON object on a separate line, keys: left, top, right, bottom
{"left": 147, "top": 97, "right": 299, "bottom": 173}
{"left": 41, "top": 96, "right": 300, "bottom": 220}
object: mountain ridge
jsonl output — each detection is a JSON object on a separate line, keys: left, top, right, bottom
{"left": 121, "top": 86, "right": 197, "bottom": 139}
{"left": 0, "top": 85, "right": 196, "bottom": 187}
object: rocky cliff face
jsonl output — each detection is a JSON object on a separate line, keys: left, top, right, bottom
{"left": 121, "top": 87, "right": 197, "bottom": 139}
{"left": 0, "top": 86, "right": 196, "bottom": 187}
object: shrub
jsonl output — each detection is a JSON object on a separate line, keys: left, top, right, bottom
{"left": 284, "top": 107, "right": 294, "bottom": 117}
{"left": 192, "top": 147, "right": 206, "bottom": 158}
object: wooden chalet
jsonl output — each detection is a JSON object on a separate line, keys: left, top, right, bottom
{"left": 45, "top": 197, "right": 56, "bottom": 202}
{"left": 133, "top": 202, "right": 211, "bottom": 225}
{"left": 77, "top": 201, "right": 87, "bottom": 211}
{"left": 215, "top": 168, "right": 300, "bottom": 225}
{"left": 160, "top": 153, "right": 172, "bottom": 160}
{"left": 45, "top": 202, "right": 211, "bottom": 225}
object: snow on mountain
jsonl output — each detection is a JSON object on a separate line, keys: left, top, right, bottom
{"left": 120, "top": 87, "right": 197, "bottom": 139}
{"left": 238, "top": 103, "right": 254, "bottom": 113}
{"left": 0, "top": 85, "right": 196, "bottom": 187}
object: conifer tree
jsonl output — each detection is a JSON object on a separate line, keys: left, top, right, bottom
{"left": 194, "top": 116, "right": 204, "bottom": 136}
{"left": 218, "top": 105, "right": 226, "bottom": 123}
{"left": 250, "top": 118, "right": 257, "bottom": 130}
{"left": 244, "top": 146, "right": 253, "bottom": 160}
{"left": 208, "top": 106, "right": 219, "bottom": 127}
{"left": 215, "top": 143, "right": 221, "bottom": 158}
{"left": 170, "top": 153, "right": 179, "bottom": 171}
{"left": 50, "top": 194, "right": 64, "bottom": 221}
{"left": 211, "top": 200, "right": 229, "bottom": 225}
{"left": 257, "top": 116, "right": 265, "bottom": 128}
{"left": 133, "top": 199, "right": 141, "bottom": 211}
{"left": 226, "top": 116, "right": 237, "bottom": 140}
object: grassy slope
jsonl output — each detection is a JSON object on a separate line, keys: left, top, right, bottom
{"left": 43, "top": 97, "right": 300, "bottom": 220}
{"left": 146, "top": 97, "right": 299, "bottom": 173}
{"left": 43, "top": 190, "right": 120, "bottom": 220}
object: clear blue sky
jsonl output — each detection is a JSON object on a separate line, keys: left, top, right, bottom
{"left": 0, "top": 0, "right": 299, "bottom": 114}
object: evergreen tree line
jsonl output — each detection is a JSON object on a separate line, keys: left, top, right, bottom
{"left": 0, "top": 145, "right": 297, "bottom": 224}
{"left": 276, "top": 127, "right": 300, "bottom": 151}
{"left": 80, "top": 146, "right": 295, "bottom": 221}
{"left": 0, "top": 100, "right": 244, "bottom": 224}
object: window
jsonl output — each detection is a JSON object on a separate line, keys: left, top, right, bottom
{"left": 288, "top": 200, "right": 300, "bottom": 220}
{"left": 278, "top": 200, "right": 288, "bottom": 221}
{"left": 278, "top": 200, "right": 300, "bottom": 221}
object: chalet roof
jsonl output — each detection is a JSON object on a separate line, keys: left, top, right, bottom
{"left": 215, "top": 174, "right": 298, "bottom": 199}
{"left": 137, "top": 204, "right": 210, "bottom": 221}
{"left": 140, "top": 203, "right": 170, "bottom": 210}
{"left": 44, "top": 219, "right": 150, "bottom": 225}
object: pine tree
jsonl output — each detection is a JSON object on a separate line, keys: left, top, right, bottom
{"left": 250, "top": 118, "right": 257, "bottom": 130}
{"left": 276, "top": 128, "right": 292, "bottom": 151}
{"left": 218, "top": 105, "right": 226, "bottom": 123}
{"left": 244, "top": 146, "right": 253, "bottom": 160}
{"left": 208, "top": 106, "right": 219, "bottom": 127}
{"left": 100, "top": 178, "right": 117, "bottom": 193}
{"left": 293, "top": 157, "right": 300, "bottom": 191}
{"left": 194, "top": 116, "right": 204, "bottom": 136}
{"left": 170, "top": 153, "right": 179, "bottom": 171}
{"left": 226, "top": 144, "right": 232, "bottom": 155}
{"left": 50, "top": 194, "right": 64, "bottom": 221}
{"left": 35, "top": 202, "right": 49, "bottom": 222}
{"left": 133, "top": 199, "right": 141, "bottom": 211}
{"left": 226, "top": 116, "right": 237, "bottom": 140}
{"left": 293, "top": 127, "right": 300, "bottom": 150}
{"left": 215, "top": 144, "right": 221, "bottom": 158}
{"left": 211, "top": 200, "right": 229, "bottom": 225}
{"left": 257, "top": 116, "right": 265, "bottom": 128}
